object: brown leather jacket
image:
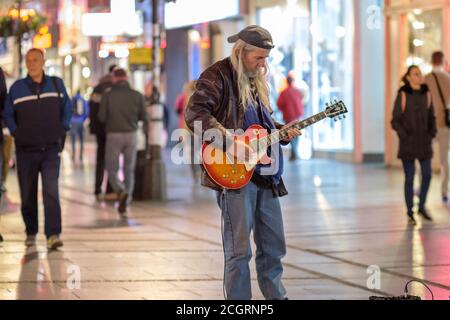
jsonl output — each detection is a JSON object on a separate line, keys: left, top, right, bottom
{"left": 185, "top": 57, "right": 288, "bottom": 195}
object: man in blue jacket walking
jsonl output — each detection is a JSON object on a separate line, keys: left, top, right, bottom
{"left": 70, "top": 89, "right": 89, "bottom": 162}
{"left": 3, "top": 48, "right": 72, "bottom": 250}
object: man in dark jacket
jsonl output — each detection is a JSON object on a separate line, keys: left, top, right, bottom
{"left": 89, "top": 65, "right": 116, "bottom": 200}
{"left": 185, "top": 25, "right": 299, "bottom": 300}
{"left": 98, "top": 68, "right": 147, "bottom": 215}
{"left": 3, "top": 48, "right": 72, "bottom": 249}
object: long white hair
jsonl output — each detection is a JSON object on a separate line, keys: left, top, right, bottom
{"left": 230, "top": 39, "right": 271, "bottom": 110}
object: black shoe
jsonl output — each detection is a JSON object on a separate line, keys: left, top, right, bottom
{"left": 47, "top": 235, "right": 63, "bottom": 250}
{"left": 118, "top": 192, "right": 128, "bottom": 214}
{"left": 418, "top": 208, "right": 433, "bottom": 221}
{"left": 407, "top": 212, "right": 416, "bottom": 225}
{"left": 0, "top": 233, "right": 3, "bottom": 242}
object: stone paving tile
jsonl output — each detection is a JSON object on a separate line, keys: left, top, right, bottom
{"left": 2, "top": 148, "right": 450, "bottom": 300}
{"left": 0, "top": 285, "right": 79, "bottom": 300}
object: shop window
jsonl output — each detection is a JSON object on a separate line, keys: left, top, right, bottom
{"left": 406, "top": 9, "right": 442, "bottom": 73}
{"left": 311, "top": 0, "right": 354, "bottom": 150}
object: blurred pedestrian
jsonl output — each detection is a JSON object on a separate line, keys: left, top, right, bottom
{"left": 176, "top": 80, "right": 199, "bottom": 181}
{"left": 98, "top": 68, "right": 148, "bottom": 215}
{"left": 89, "top": 65, "right": 116, "bottom": 200}
{"left": 145, "top": 82, "right": 170, "bottom": 147}
{"left": 425, "top": 51, "right": 450, "bottom": 203}
{"left": 276, "top": 75, "right": 304, "bottom": 161}
{"left": 3, "top": 48, "right": 72, "bottom": 249}
{"left": 1, "top": 131, "right": 13, "bottom": 193}
{"left": 391, "top": 65, "right": 436, "bottom": 224}
{"left": 70, "top": 89, "right": 89, "bottom": 163}
{"left": 0, "top": 68, "right": 14, "bottom": 195}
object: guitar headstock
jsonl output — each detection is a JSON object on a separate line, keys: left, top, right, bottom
{"left": 324, "top": 99, "right": 348, "bottom": 121}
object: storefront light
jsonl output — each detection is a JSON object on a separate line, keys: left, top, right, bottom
{"left": 82, "top": 67, "right": 91, "bottom": 79}
{"left": 412, "top": 21, "right": 425, "bottom": 29}
{"left": 99, "top": 50, "right": 109, "bottom": 58}
{"left": 413, "top": 9, "right": 422, "bottom": 15}
{"left": 115, "top": 47, "right": 130, "bottom": 58}
{"left": 313, "top": 176, "right": 322, "bottom": 188}
{"left": 165, "top": 0, "right": 239, "bottom": 29}
{"left": 80, "top": 57, "right": 88, "bottom": 66}
{"left": 335, "top": 26, "right": 346, "bottom": 38}
{"left": 188, "top": 29, "right": 201, "bottom": 42}
{"left": 413, "top": 39, "right": 424, "bottom": 47}
{"left": 64, "top": 55, "right": 73, "bottom": 66}
{"left": 406, "top": 56, "right": 424, "bottom": 66}
{"left": 8, "top": 8, "right": 36, "bottom": 20}
{"left": 39, "top": 25, "right": 49, "bottom": 35}
{"left": 81, "top": 0, "right": 143, "bottom": 36}
{"left": 309, "top": 23, "right": 317, "bottom": 36}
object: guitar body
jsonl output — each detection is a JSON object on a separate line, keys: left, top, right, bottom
{"left": 202, "top": 124, "right": 271, "bottom": 189}
{"left": 200, "top": 100, "right": 348, "bottom": 190}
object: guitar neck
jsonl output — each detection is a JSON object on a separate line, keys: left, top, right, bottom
{"left": 262, "top": 111, "right": 328, "bottom": 148}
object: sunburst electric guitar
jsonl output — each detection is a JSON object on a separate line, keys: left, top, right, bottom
{"left": 201, "top": 100, "right": 348, "bottom": 189}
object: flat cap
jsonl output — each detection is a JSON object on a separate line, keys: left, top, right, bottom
{"left": 227, "top": 25, "right": 274, "bottom": 49}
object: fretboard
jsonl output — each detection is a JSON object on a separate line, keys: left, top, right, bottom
{"left": 257, "top": 111, "right": 328, "bottom": 148}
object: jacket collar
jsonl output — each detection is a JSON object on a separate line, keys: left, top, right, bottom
{"left": 25, "top": 72, "right": 47, "bottom": 86}
{"left": 399, "top": 83, "right": 429, "bottom": 94}
{"left": 114, "top": 80, "right": 130, "bottom": 88}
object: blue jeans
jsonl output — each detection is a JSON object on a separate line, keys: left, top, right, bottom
{"left": 70, "top": 122, "right": 84, "bottom": 160}
{"left": 16, "top": 147, "right": 62, "bottom": 238}
{"left": 401, "top": 159, "right": 432, "bottom": 213}
{"left": 216, "top": 182, "right": 287, "bottom": 300}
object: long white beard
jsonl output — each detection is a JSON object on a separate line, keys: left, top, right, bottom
{"left": 245, "top": 67, "right": 264, "bottom": 78}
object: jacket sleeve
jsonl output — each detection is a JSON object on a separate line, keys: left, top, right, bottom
{"left": 184, "top": 70, "right": 233, "bottom": 148}
{"left": 0, "top": 68, "right": 6, "bottom": 114}
{"left": 391, "top": 92, "right": 409, "bottom": 140}
{"left": 59, "top": 78, "right": 73, "bottom": 130}
{"left": 98, "top": 93, "right": 108, "bottom": 124}
{"left": 428, "top": 104, "right": 437, "bottom": 138}
{"left": 3, "top": 90, "right": 16, "bottom": 135}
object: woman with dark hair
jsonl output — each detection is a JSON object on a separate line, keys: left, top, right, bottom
{"left": 391, "top": 65, "right": 437, "bottom": 224}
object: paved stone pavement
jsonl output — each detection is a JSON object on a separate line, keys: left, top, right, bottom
{"left": 1, "top": 143, "right": 450, "bottom": 300}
